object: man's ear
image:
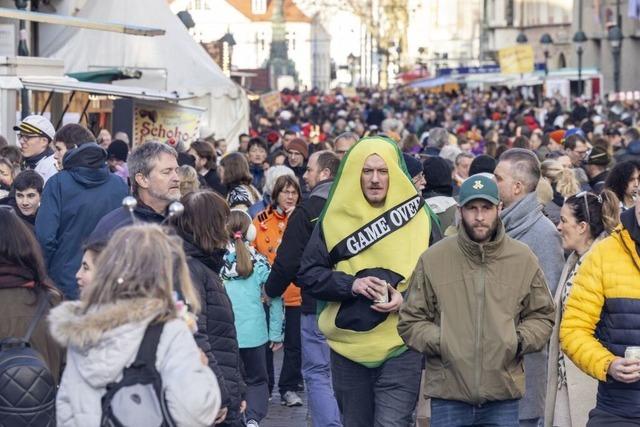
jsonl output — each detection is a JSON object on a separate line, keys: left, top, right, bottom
{"left": 135, "top": 173, "right": 149, "bottom": 190}
{"left": 497, "top": 201, "right": 504, "bottom": 215}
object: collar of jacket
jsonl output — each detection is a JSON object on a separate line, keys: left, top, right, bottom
{"left": 457, "top": 218, "right": 507, "bottom": 264}
{"left": 48, "top": 297, "right": 168, "bottom": 349}
{"left": 309, "top": 179, "right": 333, "bottom": 199}
{"left": 0, "top": 265, "right": 36, "bottom": 289}
{"left": 179, "top": 230, "right": 226, "bottom": 274}
{"left": 134, "top": 198, "right": 168, "bottom": 222}
{"left": 500, "top": 192, "right": 543, "bottom": 239}
{"left": 619, "top": 208, "right": 640, "bottom": 264}
{"left": 23, "top": 146, "right": 54, "bottom": 170}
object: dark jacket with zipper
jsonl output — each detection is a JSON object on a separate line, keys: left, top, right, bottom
{"left": 89, "top": 199, "right": 166, "bottom": 245}
{"left": 181, "top": 235, "right": 245, "bottom": 423}
{"left": 35, "top": 143, "right": 128, "bottom": 299}
{"left": 398, "top": 221, "right": 555, "bottom": 405}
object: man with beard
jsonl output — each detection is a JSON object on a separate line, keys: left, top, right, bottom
{"left": 399, "top": 174, "right": 555, "bottom": 426}
{"left": 89, "top": 142, "right": 180, "bottom": 244}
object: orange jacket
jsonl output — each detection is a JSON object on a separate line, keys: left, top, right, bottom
{"left": 252, "top": 206, "right": 301, "bottom": 307}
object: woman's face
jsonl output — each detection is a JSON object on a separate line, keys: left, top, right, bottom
{"left": 557, "top": 203, "right": 589, "bottom": 251}
{"left": 76, "top": 249, "right": 97, "bottom": 294}
{"left": 0, "top": 163, "right": 13, "bottom": 187}
{"left": 276, "top": 184, "right": 299, "bottom": 212}
{"left": 625, "top": 168, "right": 640, "bottom": 203}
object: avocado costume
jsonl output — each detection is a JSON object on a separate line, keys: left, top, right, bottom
{"left": 318, "top": 137, "right": 432, "bottom": 367}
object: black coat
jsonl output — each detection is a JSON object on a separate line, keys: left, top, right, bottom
{"left": 88, "top": 200, "right": 165, "bottom": 245}
{"left": 182, "top": 235, "right": 245, "bottom": 420}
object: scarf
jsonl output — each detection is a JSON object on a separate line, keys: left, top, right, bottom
{"left": 23, "top": 147, "right": 54, "bottom": 170}
{"left": 317, "top": 136, "right": 432, "bottom": 367}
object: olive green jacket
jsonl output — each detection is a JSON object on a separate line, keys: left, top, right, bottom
{"left": 398, "top": 221, "right": 555, "bottom": 405}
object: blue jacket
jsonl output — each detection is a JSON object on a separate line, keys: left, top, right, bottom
{"left": 36, "top": 144, "right": 128, "bottom": 299}
{"left": 220, "top": 244, "right": 283, "bottom": 349}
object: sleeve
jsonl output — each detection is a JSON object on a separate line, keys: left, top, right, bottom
{"left": 35, "top": 176, "right": 61, "bottom": 268}
{"left": 560, "top": 248, "right": 614, "bottom": 381}
{"left": 397, "top": 256, "right": 441, "bottom": 355}
{"left": 265, "top": 206, "right": 311, "bottom": 298}
{"left": 189, "top": 268, "right": 230, "bottom": 408}
{"left": 296, "top": 225, "right": 356, "bottom": 301}
{"left": 516, "top": 267, "right": 556, "bottom": 355}
{"left": 161, "top": 322, "right": 221, "bottom": 427}
{"left": 268, "top": 296, "right": 285, "bottom": 343}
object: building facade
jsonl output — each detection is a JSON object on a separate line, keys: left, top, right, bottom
{"left": 170, "top": 0, "right": 332, "bottom": 90}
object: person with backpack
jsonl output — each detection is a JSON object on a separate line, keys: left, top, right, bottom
{"left": 0, "top": 208, "right": 63, "bottom": 426}
{"left": 220, "top": 210, "right": 284, "bottom": 427}
{"left": 172, "top": 190, "right": 246, "bottom": 427}
{"left": 48, "top": 224, "right": 221, "bottom": 427}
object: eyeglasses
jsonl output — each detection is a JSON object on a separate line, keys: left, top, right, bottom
{"left": 17, "top": 133, "right": 40, "bottom": 141}
{"left": 281, "top": 190, "right": 298, "bottom": 198}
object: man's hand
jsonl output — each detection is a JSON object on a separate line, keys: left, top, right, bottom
{"left": 352, "top": 276, "right": 388, "bottom": 301}
{"left": 371, "top": 285, "right": 403, "bottom": 313}
{"left": 608, "top": 357, "right": 640, "bottom": 383}
{"left": 214, "top": 407, "right": 228, "bottom": 424}
{"left": 240, "top": 400, "right": 247, "bottom": 414}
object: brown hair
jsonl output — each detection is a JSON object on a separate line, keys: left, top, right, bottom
{"left": 83, "top": 224, "right": 200, "bottom": 318}
{"left": 227, "top": 210, "right": 253, "bottom": 278}
{"left": 178, "top": 165, "right": 200, "bottom": 196}
{"left": 173, "top": 190, "right": 230, "bottom": 253}
{"left": 189, "top": 140, "right": 217, "bottom": 170}
{"left": 271, "top": 175, "right": 301, "bottom": 205}
{"left": 564, "top": 189, "right": 620, "bottom": 238}
{"left": 220, "top": 152, "right": 253, "bottom": 187}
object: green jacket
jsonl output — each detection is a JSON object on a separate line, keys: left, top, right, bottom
{"left": 398, "top": 221, "right": 555, "bottom": 405}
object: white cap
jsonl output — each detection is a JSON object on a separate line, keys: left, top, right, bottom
{"left": 13, "top": 115, "right": 55, "bottom": 141}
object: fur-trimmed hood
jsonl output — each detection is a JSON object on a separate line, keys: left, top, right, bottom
{"left": 48, "top": 297, "right": 169, "bottom": 388}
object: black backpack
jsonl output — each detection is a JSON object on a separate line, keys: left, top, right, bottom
{"left": 101, "top": 322, "right": 176, "bottom": 427}
{"left": 0, "top": 294, "right": 56, "bottom": 427}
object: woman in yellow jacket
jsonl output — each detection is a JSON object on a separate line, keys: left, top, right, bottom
{"left": 252, "top": 175, "right": 304, "bottom": 407}
{"left": 545, "top": 190, "right": 619, "bottom": 427}
{"left": 560, "top": 197, "right": 640, "bottom": 426}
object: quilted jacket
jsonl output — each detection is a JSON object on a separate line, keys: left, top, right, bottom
{"left": 560, "top": 224, "right": 640, "bottom": 418}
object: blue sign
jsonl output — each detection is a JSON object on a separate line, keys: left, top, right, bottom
{"left": 436, "top": 63, "right": 546, "bottom": 77}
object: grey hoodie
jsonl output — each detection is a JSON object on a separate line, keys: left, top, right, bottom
{"left": 501, "top": 191, "right": 563, "bottom": 421}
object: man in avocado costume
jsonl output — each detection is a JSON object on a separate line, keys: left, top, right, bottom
{"left": 297, "top": 137, "right": 439, "bottom": 426}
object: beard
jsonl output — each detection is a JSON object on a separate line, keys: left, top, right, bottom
{"left": 462, "top": 215, "right": 500, "bottom": 244}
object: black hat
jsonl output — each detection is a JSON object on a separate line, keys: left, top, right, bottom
{"left": 469, "top": 155, "right": 497, "bottom": 176}
{"left": 423, "top": 156, "right": 453, "bottom": 195}
{"left": 585, "top": 146, "right": 610, "bottom": 166}
{"left": 106, "top": 139, "right": 129, "bottom": 162}
{"left": 403, "top": 153, "right": 422, "bottom": 178}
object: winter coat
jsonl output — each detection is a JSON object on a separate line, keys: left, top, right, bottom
{"left": 560, "top": 220, "right": 640, "bottom": 419}
{"left": 0, "top": 271, "right": 63, "bottom": 382}
{"left": 48, "top": 297, "right": 221, "bottom": 427}
{"left": 202, "top": 169, "right": 226, "bottom": 196}
{"left": 398, "top": 221, "right": 555, "bottom": 405}
{"left": 88, "top": 199, "right": 165, "bottom": 245}
{"left": 264, "top": 179, "right": 332, "bottom": 315}
{"left": 545, "top": 249, "right": 599, "bottom": 427}
{"left": 614, "top": 140, "right": 640, "bottom": 163}
{"left": 181, "top": 235, "right": 245, "bottom": 421}
{"left": 24, "top": 150, "right": 57, "bottom": 184}
{"left": 220, "top": 244, "right": 284, "bottom": 348}
{"left": 500, "top": 191, "right": 564, "bottom": 420}
{"left": 35, "top": 143, "right": 128, "bottom": 299}
{"left": 253, "top": 206, "right": 300, "bottom": 306}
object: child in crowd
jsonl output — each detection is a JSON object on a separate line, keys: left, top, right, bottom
{"left": 220, "top": 209, "right": 284, "bottom": 427}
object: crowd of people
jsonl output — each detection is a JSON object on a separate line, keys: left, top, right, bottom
{"left": 0, "top": 85, "right": 639, "bottom": 427}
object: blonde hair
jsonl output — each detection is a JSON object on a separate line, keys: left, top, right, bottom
{"left": 227, "top": 210, "right": 253, "bottom": 278}
{"left": 540, "top": 159, "right": 580, "bottom": 197}
{"left": 178, "top": 165, "right": 200, "bottom": 196}
{"left": 83, "top": 224, "right": 200, "bottom": 319}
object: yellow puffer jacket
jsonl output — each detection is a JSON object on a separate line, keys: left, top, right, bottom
{"left": 560, "top": 225, "right": 640, "bottom": 418}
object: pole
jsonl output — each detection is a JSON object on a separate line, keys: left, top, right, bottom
{"left": 613, "top": 49, "right": 621, "bottom": 93}
{"left": 544, "top": 50, "right": 549, "bottom": 77}
{"left": 577, "top": 46, "right": 583, "bottom": 96}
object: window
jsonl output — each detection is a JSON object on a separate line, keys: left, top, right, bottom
{"left": 188, "top": 0, "right": 211, "bottom": 10}
{"left": 505, "top": 0, "right": 514, "bottom": 26}
{"left": 252, "top": 0, "right": 267, "bottom": 14}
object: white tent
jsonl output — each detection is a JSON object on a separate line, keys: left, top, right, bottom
{"left": 40, "top": 0, "right": 248, "bottom": 149}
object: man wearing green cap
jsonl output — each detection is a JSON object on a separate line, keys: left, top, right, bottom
{"left": 398, "top": 174, "right": 555, "bottom": 426}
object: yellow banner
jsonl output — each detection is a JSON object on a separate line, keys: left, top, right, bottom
{"left": 498, "top": 45, "right": 535, "bottom": 74}
{"left": 260, "top": 91, "right": 283, "bottom": 117}
{"left": 133, "top": 102, "right": 202, "bottom": 147}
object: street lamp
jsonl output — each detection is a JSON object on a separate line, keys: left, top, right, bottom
{"left": 540, "top": 33, "right": 553, "bottom": 76}
{"left": 573, "top": 30, "right": 587, "bottom": 96}
{"left": 608, "top": 25, "right": 623, "bottom": 93}
{"left": 347, "top": 53, "right": 356, "bottom": 86}
{"left": 516, "top": 32, "right": 528, "bottom": 44}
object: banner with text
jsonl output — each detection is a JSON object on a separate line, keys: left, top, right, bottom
{"left": 498, "top": 45, "right": 535, "bottom": 74}
{"left": 133, "top": 102, "right": 203, "bottom": 147}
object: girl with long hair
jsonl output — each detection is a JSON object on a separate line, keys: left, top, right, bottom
{"left": 604, "top": 160, "right": 640, "bottom": 211}
{"left": 221, "top": 210, "right": 284, "bottom": 427}
{"left": 49, "top": 224, "right": 221, "bottom": 426}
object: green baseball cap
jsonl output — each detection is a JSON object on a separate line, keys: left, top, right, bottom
{"left": 458, "top": 174, "right": 500, "bottom": 206}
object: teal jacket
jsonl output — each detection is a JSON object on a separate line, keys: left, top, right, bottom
{"left": 221, "top": 244, "right": 284, "bottom": 349}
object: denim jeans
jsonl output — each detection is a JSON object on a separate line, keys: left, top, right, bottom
{"left": 330, "top": 348, "right": 422, "bottom": 427}
{"left": 300, "top": 313, "right": 342, "bottom": 427}
{"left": 431, "top": 398, "right": 520, "bottom": 427}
